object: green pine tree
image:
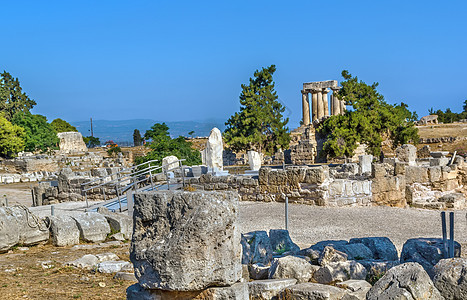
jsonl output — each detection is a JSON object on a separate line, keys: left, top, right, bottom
{"left": 319, "top": 70, "right": 419, "bottom": 158}
{"left": 224, "top": 65, "right": 290, "bottom": 155}
{"left": 51, "top": 118, "right": 78, "bottom": 133}
{"left": 0, "top": 71, "right": 36, "bottom": 120}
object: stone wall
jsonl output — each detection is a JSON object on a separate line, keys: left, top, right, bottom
{"left": 185, "top": 148, "right": 466, "bottom": 210}
{"left": 186, "top": 164, "right": 372, "bottom": 207}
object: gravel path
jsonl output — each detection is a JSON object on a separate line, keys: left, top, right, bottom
{"left": 239, "top": 201, "right": 467, "bottom": 253}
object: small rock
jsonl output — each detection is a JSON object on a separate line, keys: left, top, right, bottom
{"left": 95, "top": 252, "right": 119, "bottom": 262}
{"left": 268, "top": 255, "right": 318, "bottom": 283}
{"left": 97, "top": 261, "right": 132, "bottom": 273}
{"left": 17, "top": 247, "right": 29, "bottom": 251}
{"left": 67, "top": 254, "right": 98, "bottom": 270}
{"left": 110, "top": 232, "right": 125, "bottom": 241}
{"left": 318, "top": 246, "right": 348, "bottom": 266}
{"left": 114, "top": 272, "right": 137, "bottom": 281}
{"left": 250, "top": 263, "right": 270, "bottom": 280}
{"left": 314, "top": 261, "right": 367, "bottom": 284}
{"left": 98, "top": 282, "right": 106, "bottom": 288}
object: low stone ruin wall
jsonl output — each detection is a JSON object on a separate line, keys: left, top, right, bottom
{"left": 186, "top": 151, "right": 466, "bottom": 209}
{"left": 32, "top": 167, "right": 125, "bottom": 205}
{"left": 0, "top": 206, "right": 132, "bottom": 252}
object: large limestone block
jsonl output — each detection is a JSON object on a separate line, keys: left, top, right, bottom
{"left": 349, "top": 237, "right": 398, "bottom": 261}
{"left": 0, "top": 207, "right": 20, "bottom": 252}
{"left": 127, "top": 282, "right": 248, "bottom": 300}
{"left": 401, "top": 238, "right": 461, "bottom": 277}
{"left": 205, "top": 128, "right": 223, "bottom": 171}
{"left": 314, "top": 261, "right": 367, "bottom": 284}
{"left": 268, "top": 255, "right": 319, "bottom": 283}
{"left": 70, "top": 212, "right": 110, "bottom": 243}
{"left": 366, "top": 262, "right": 443, "bottom": 300}
{"left": 3, "top": 207, "right": 49, "bottom": 246}
{"left": 406, "top": 166, "right": 429, "bottom": 184}
{"left": 98, "top": 208, "right": 133, "bottom": 240}
{"left": 304, "top": 166, "right": 329, "bottom": 184}
{"left": 46, "top": 215, "right": 80, "bottom": 246}
{"left": 281, "top": 282, "right": 347, "bottom": 299}
{"left": 248, "top": 150, "right": 262, "bottom": 171}
{"left": 130, "top": 191, "right": 242, "bottom": 291}
{"left": 269, "top": 229, "right": 300, "bottom": 255}
{"left": 248, "top": 278, "right": 297, "bottom": 300}
{"left": 395, "top": 144, "right": 417, "bottom": 166}
{"left": 57, "top": 132, "right": 88, "bottom": 153}
{"left": 241, "top": 230, "right": 273, "bottom": 265}
{"left": 432, "top": 258, "right": 467, "bottom": 300}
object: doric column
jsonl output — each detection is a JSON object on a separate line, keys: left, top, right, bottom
{"left": 331, "top": 88, "right": 340, "bottom": 115}
{"left": 301, "top": 91, "right": 310, "bottom": 125}
{"left": 312, "top": 91, "right": 318, "bottom": 122}
{"left": 323, "top": 88, "right": 330, "bottom": 117}
{"left": 317, "top": 90, "right": 324, "bottom": 120}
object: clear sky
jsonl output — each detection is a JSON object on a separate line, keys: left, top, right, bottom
{"left": 2, "top": 0, "right": 466, "bottom": 129}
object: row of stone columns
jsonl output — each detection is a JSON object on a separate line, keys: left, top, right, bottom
{"left": 301, "top": 88, "right": 345, "bottom": 125}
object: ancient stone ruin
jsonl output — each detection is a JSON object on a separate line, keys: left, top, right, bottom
{"left": 57, "top": 132, "right": 88, "bottom": 153}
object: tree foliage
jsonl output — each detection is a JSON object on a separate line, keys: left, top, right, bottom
{"left": 135, "top": 122, "right": 201, "bottom": 167}
{"left": 51, "top": 118, "right": 78, "bottom": 133}
{"left": 224, "top": 65, "right": 290, "bottom": 155}
{"left": 83, "top": 136, "right": 100, "bottom": 148}
{"left": 0, "top": 72, "right": 36, "bottom": 120}
{"left": 0, "top": 116, "right": 25, "bottom": 157}
{"left": 11, "top": 112, "right": 59, "bottom": 152}
{"left": 133, "top": 129, "right": 143, "bottom": 146}
{"left": 318, "top": 71, "right": 419, "bottom": 158}
{"left": 107, "top": 146, "right": 122, "bottom": 157}
{"left": 428, "top": 103, "right": 467, "bottom": 123}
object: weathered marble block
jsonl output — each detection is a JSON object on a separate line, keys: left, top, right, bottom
{"left": 130, "top": 190, "right": 242, "bottom": 291}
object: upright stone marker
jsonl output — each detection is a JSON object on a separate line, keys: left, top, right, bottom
{"left": 130, "top": 190, "right": 242, "bottom": 291}
{"left": 248, "top": 150, "right": 262, "bottom": 171}
{"left": 205, "top": 127, "right": 224, "bottom": 171}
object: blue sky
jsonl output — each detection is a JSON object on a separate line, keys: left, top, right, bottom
{"left": 1, "top": 0, "right": 466, "bottom": 129}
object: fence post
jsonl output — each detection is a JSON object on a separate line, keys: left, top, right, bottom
{"left": 449, "top": 212, "right": 455, "bottom": 258}
{"left": 441, "top": 212, "right": 447, "bottom": 258}
{"left": 285, "top": 196, "right": 289, "bottom": 231}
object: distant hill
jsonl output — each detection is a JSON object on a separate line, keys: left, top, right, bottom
{"left": 70, "top": 119, "right": 226, "bottom": 146}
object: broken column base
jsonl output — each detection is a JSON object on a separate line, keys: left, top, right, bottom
{"left": 127, "top": 282, "right": 248, "bottom": 300}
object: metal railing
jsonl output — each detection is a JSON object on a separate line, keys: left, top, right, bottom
{"left": 81, "top": 158, "right": 186, "bottom": 211}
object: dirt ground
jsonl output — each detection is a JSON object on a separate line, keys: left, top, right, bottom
{"left": 416, "top": 123, "right": 467, "bottom": 153}
{"left": 0, "top": 242, "right": 133, "bottom": 300}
